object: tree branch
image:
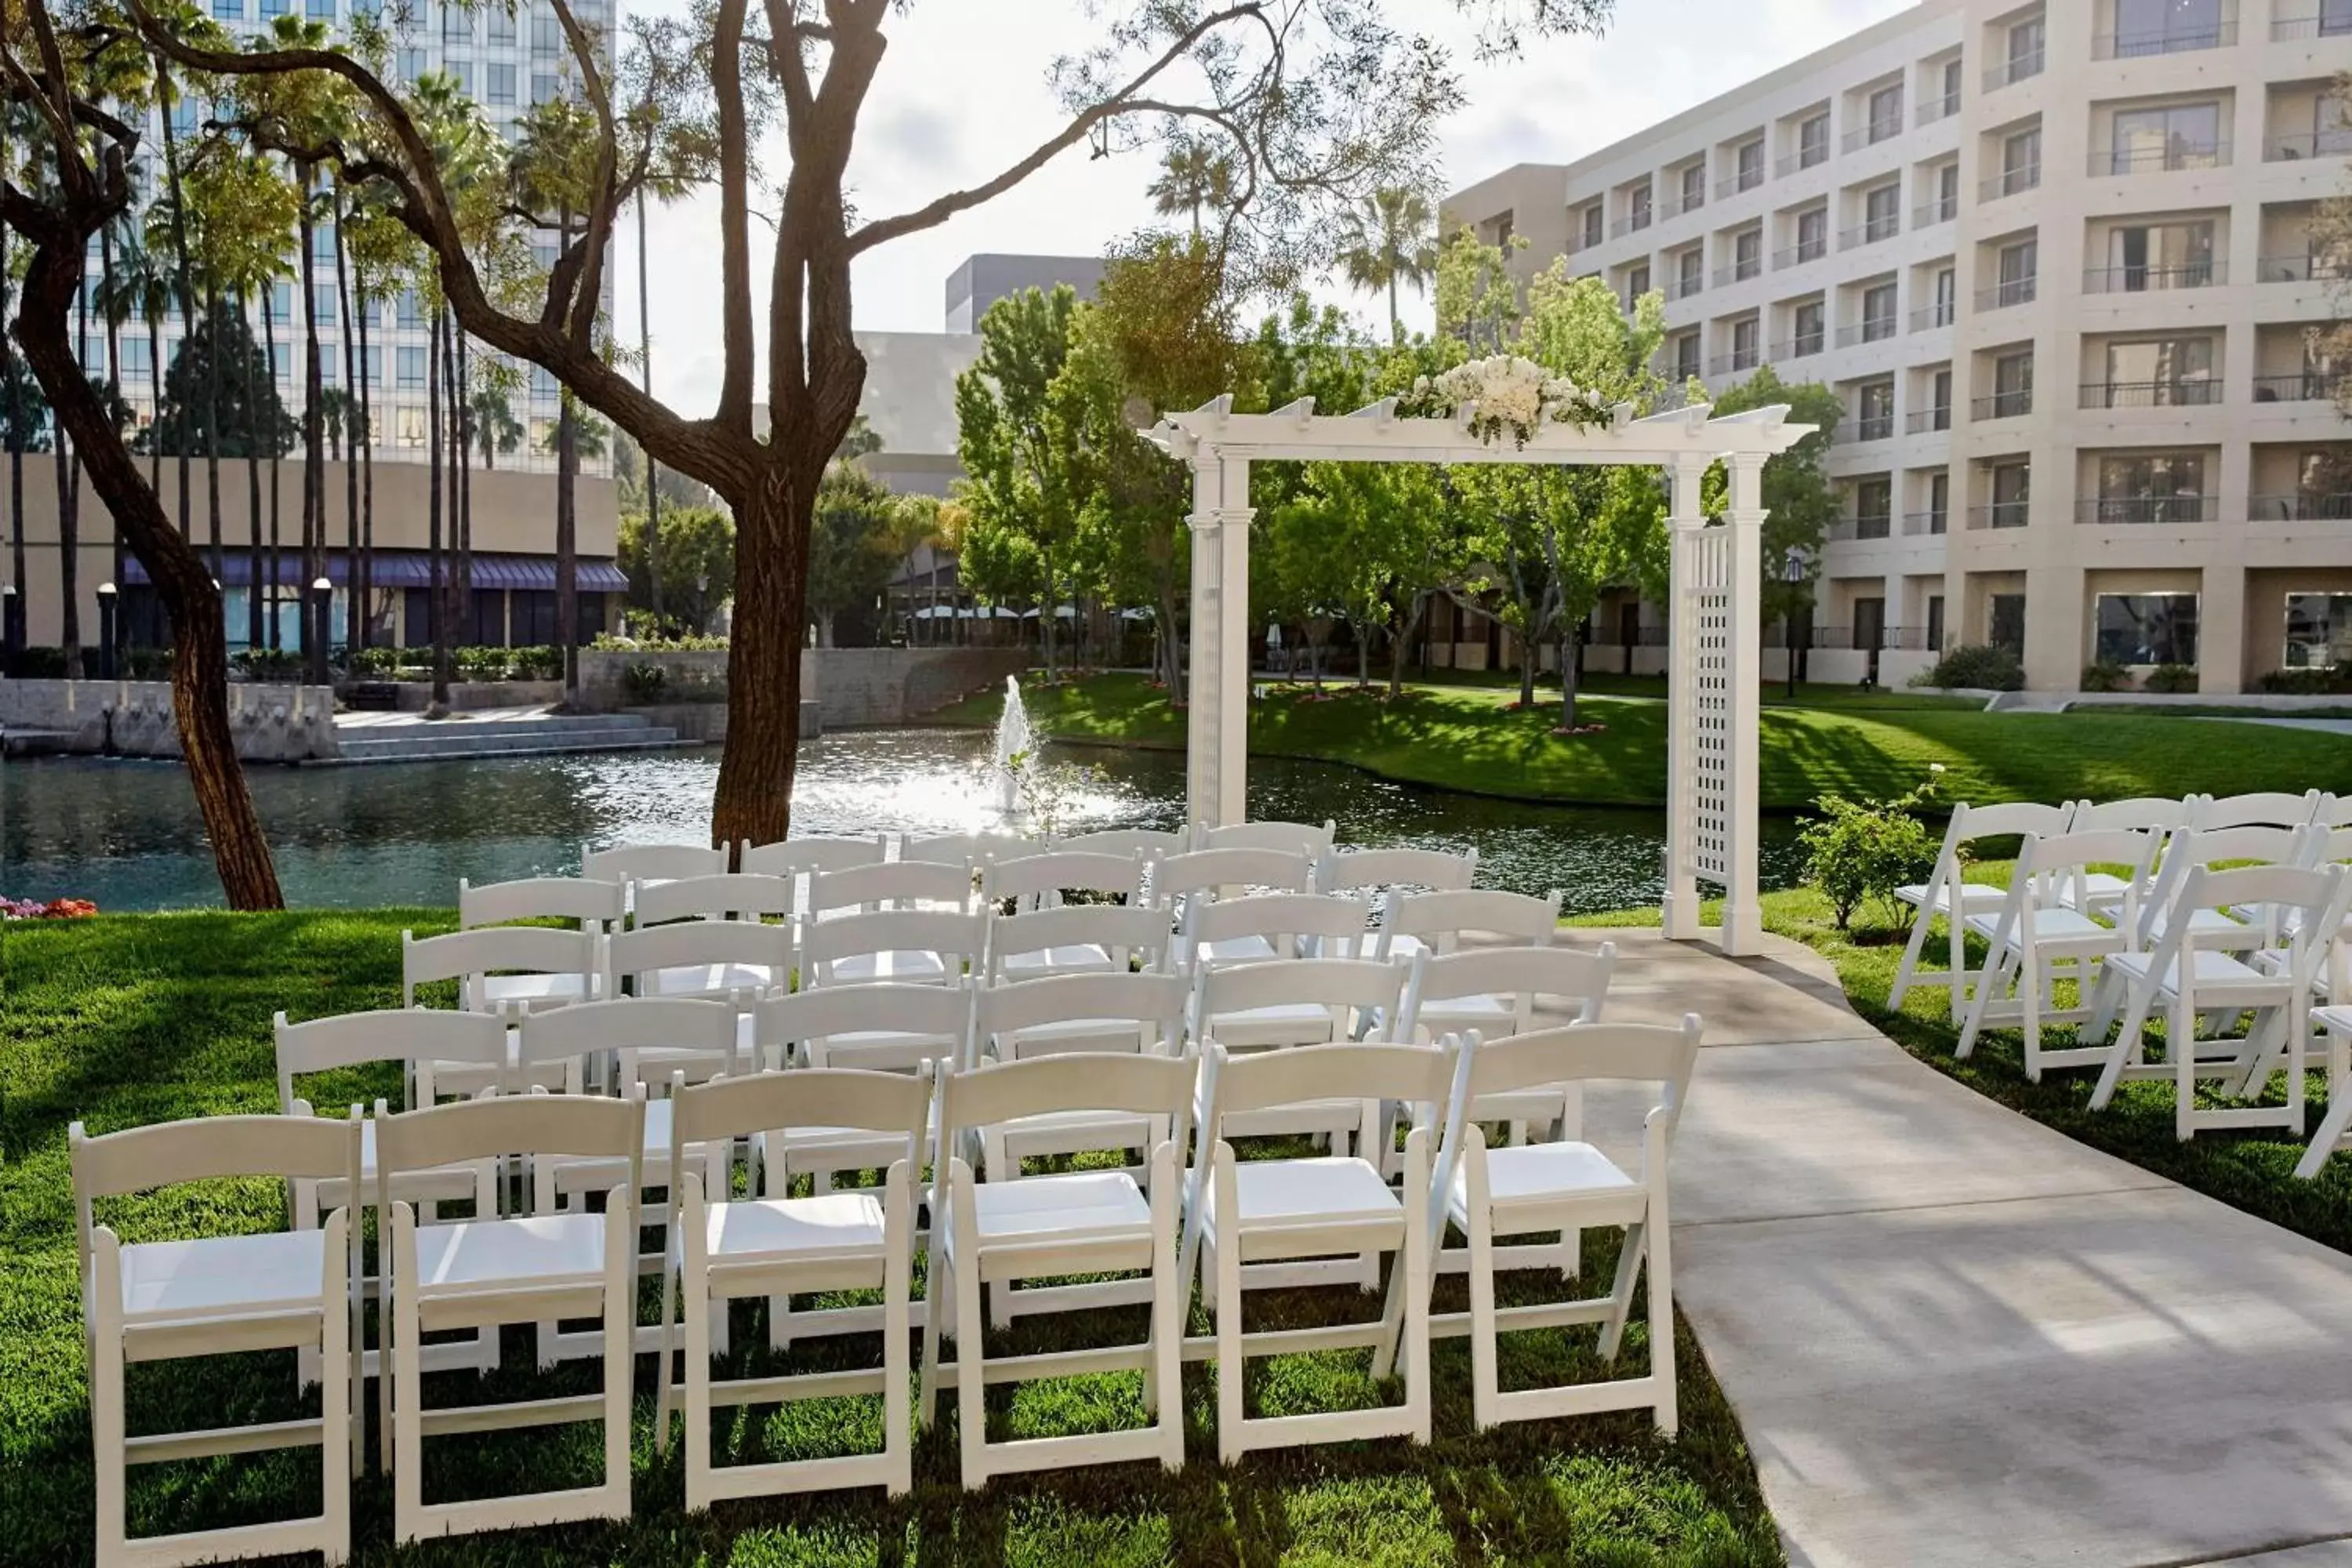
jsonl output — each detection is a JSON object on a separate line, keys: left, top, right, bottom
{"left": 710, "top": 0, "right": 756, "bottom": 434}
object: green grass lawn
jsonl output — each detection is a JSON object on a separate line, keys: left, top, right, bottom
{"left": 938, "top": 673, "right": 2352, "bottom": 813}
{"left": 0, "top": 913, "right": 1780, "bottom": 1568}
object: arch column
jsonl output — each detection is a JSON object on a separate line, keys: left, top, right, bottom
{"left": 1661, "top": 455, "right": 1709, "bottom": 941}
{"left": 1185, "top": 452, "right": 1253, "bottom": 827}
{"left": 1721, "top": 452, "right": 1768, "bottom": 954}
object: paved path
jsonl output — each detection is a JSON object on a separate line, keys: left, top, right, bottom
{"left": 1572, "top": 931, "right": 2352, "bottom": 1568}
{"left": 2224, "top": 717, "right": 2352, "bottom": 738}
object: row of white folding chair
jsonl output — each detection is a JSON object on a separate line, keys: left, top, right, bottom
{"left": 2302, "top": 1007, "right": 2352, "bottom": 1178}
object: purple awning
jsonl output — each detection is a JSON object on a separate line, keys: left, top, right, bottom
{"left": 121, "top": 550, "right": 627, "bottom": 593}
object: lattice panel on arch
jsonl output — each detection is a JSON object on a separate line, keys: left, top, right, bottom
{"left": 1688, "top": 528, "right": 1733, "bottom": 883}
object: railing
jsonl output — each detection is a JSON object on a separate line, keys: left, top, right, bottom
{"left": 1773, "top": 238, "right": 1828, "bottom": 268}
{"left": 1664, "top": 274, "right": 1704, "bottom": 300}
{"left": 1980, "top": 165, "right": 2041, "bottom": 201}
{"left": 2092, "top": 18, "right": 2236, "bottom": 56}
{"left": 1610, "top": 209, "right": 1653, "bottom": 238}
{"left": 2081, "top": 261, "right": 2223, "bottom": 292}
{"left": 2250, "top": 491, "right": 2352, "bottom": 521}
{"left": 1806, "top": 624, "right": 1859, "bottom": 650}
{"left": 2081, "top": 379, "right": 2223, "bottom": 408}
{"left": 1973, "top": 390, "right": 2033, "bottom": 419}
{"left": 2250, "top": 372, "right": 2349, "bottom": 402}
{"left": 1984, "top": 49, "right": 2045, "bottom": 92}
{"left": 1659, "top": 189, "right": 1706, "bottom": 220}
{"left": 1906, "top": 405, "right": 1952, "bottom": 433}
{"left": 1835, "top": 415, "right": 1896, "bottom": 444}
{"left": 1976, "top": 277, "right": 2038, "bottom": 310}
{"left": 2092, "top": 142, "right": 2228, "bottom": 175}
{"left": 2271, "top": 11, "right": 2352, "bottom": 38}
{"left": 1914, "top": 195, "right": 1958, "bottom": 227}
{"left": 1615, "top": 291, "right": 1640, "bottom": 315}
{"left": 1910, "top": 301, "right": 1956, "bottom": 331}
{"left": 1708, "top": 348, "right": 1762, "bottom": 375}
{"left": 1842, "top": 118, "right": 1904, "bottom": 154}
{"left": 2257, "top": 253, "right": 2352, "bottom": 283}
{"left": 1774, "top": 143, "right": 1831, "bottom": 178}
{"left": 1712, "top": 257, "right": 1763, "bottom": 287}
{"left": 1769, "top": 334, "right": 1825, "bottom": 361}
{"left": 1903, "top": 510, "right": 1950, "bottom": 535}
{"left": 2266, "top": 130, "right": 2352, "bottom": 162}
{"left": 1969, "top": 502, "right": 2031, "bottom": 529}
{"left": 1834, "top": 318, "right": 1899, "bottom": 347}
{"left": 1826, "top": 514, "right": 1893, "bottom": 540}
{"left": 2077, "top": 494, "right": 2220, "bottom": 524}
{"left": 1840, "top": 216, "right": 1900, "bottom": 249}
{"left": 1883, "top": 626, "right": 1934, "bottom": 652}
{"left": 1916, "top": 90, "right": 1961, "bottom": 127}
{"left": 1715, "top": 166, "right": 1766, "bottom": 200}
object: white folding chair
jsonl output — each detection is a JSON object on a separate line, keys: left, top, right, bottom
{"left": 1180, "top": 890, "right": 1372, "bottom": 971}
{"left": 979, "top": 849, "right": 1145, "bottom": 913}
{"left": 2301, "top": 1006, "right": 2352, "bottom": 1179}
{"left": 402, "top": 925, "right": 602, "bottom": 1017}
{"left": 1179, "top": 1040, "right": 1456, "bottom": 1463}
{"left": 2132, "top": 825, "right": 2312, "bottom": 956}
{"left": 1424, "top": 1017, "right": 1703, "bottom": 1436}
{"left": 1886, "top": 800, "right": 2072, "bottom": 1015}
{"left": 377, "top": 1094, "right": 641, "bottom": 1544}
{"left": 2086, "top": 864, "right": 2349, "bottom": 1138}
{"left": 1190, "top": 952, "right": 1407, "bottom": 1058}
{"left": 919, "top": 1052, "right": 1195, "bottom": 1486}
{"left": 1151, "top": 847, "right": 1314, "bottom": 920}
{"left": 1314, "top": 845, "right": 1479, "bottom": 899}
{"left": 655, "top": 1067, "right": 932, "bottom": 1506}
{"left": 1057, "top": 826, "right": 1187, "bottom": 861}
{"left": 983, "top": 902, "right": 1171, "bottom": 982}
{"left": 901, "top": 829, "right": 1044, "bottom": 866}
{"left": 1193, "top": 818, "right": 1337, "bottom": 858}
{"left": 738, "top": 835, "right": 888, "bottom": 921}
{"left": 800, "top": 907, "right": 983, "bottom": 988}
{"left": 2317, "top": 792, "right": 2351, "bottom": 830}
{"left": 2194, "top": 789, "right": 2323, "bottom": 830}
{"left": 808, "top": 859, "right": 975, "bottom": 918}
{"left": 74, "top": 1115, "right": 360, "bottom": 1568}
{"left": 580, "top": 841, "right": 728, "bottom": 886}
{"left": 459, "top": 876, "right": 623, "bottom": 934}
{"left": 607, "top": 920, "right": 791, "bottom": 1001}
{"left": 1955, "top": 829, "right": 2159, "bottom": 1076}
{"left": 632, "top": 873, "right": 796, "bottom": 928}
{"left": 1368, "top": 887, "right": 1563, "bottom": 964}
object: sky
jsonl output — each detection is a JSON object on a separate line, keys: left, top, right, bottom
{"left": 618, "top": 0, "right": 1918, "bottom": 416}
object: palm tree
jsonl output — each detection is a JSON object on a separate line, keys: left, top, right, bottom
{"left": 470, "top": 383, "right": 524, "bottom": 470}
{"left": 1335, "top": 187, "right": 1439, "bottom": 343}
{"left": 1147, "top": 140, "right": 1236, "bottom": 237}
{"left": 2, "top": 99, "right": 23, "bottom": 659}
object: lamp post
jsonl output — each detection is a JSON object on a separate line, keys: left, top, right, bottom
{"left": 95, "top": 582, "right": 118, "bottom": 681}
{"left": 2, "top": 582, "right": 18, "bottom": 677}
{"left": 308, "top": 577, "right": 334, "bottom": 688}
{"left": 1782, "top": 550, "right": 1807, "bottom": 699}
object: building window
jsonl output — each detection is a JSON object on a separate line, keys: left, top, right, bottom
{"left": 397, "top": 289, "right": 426, "bottom": 328}
{"left": 2107, "top": 102, "right": 2224, "bottom": 173}
{"left": 397, "top": 345, "right": 426, "bottom": 388}
{"left": 1799, "top": 112, "right": 1830, "bottom": 168}
{"left": 306, "top": 0, "right": 333, "bottom": 17}
{"left": 529, "top": 415, "right": 556, "bottom": 451}
{"left": 2100, "top": 336, "right": 2214, "bottom": 405}
{"left": 1927, "top": 470, "right": 1951, "bottom": 533}
{"left": 1581, "top": 205, "right": 1603, "bottom": 249}
{"left": 397, "top": 406, "right": 426, "bottom": 447}
{"left": 488, "top": 4, "right": 515, "bottom": 42}
{"left": 265, "top": 282, "right": 292, "bottom": 325}
{"left": 2108, "top": 0, "right": 2226, "bottom": 56}
{"left": 488, "top": 63, "right": 516, "bottom": 103}
{"left": 396, "top": 47, "right": 426, "bottom": 84}
{"left": 1736, "top": 139, "right": 1764, "bottom": 190}
{"left": 1861, "top": 183, "right": 1900, "bottom": 243}
{"left": 2095, "top": 452, "right": 2206, "bottom": 522}
{"left": 2004, "top": 16, "right": 2045, "bottom": 82}
{"left": 212, "top": 0, "right": 245, "bottom": 16}
{"left": 1675, "top": 247, "right": 1703, "bottom": 295}
{"left": 2096, "top": 593, "right": 2200, "bottom": 665}
{"left": 532, "top": 364, "right": 558, "bottom": 398}
{"left": 1866, "top": 83, "right": 1904, "bottom": 142}
{"left": 1990, "top": 460, "right": 2031, "bottom": 528}
{"left": 312, "top": 287, "right": 339, "bottom": 328}
{"left": 1998, "top": 127, "right": 2042, "bottom": 196}
{"left": 1861, "top": 281, "right": 1896, "bottom": 340}
{"left": 1796, "top": 206, "right": 1827, "bottom": 261}
{"left": 533, "top": 9, "right": 562, "bottom": 51}
{"left": 1930, "top": 267, "right": 1956, "bottom": 326}
{"left": 531, "top": 71, "right": 559, "bottom": 105}
{"left": 1792, "top": 299, "right": 1824, "bottom": 355}
{"left": 1628, "top": 180, "right": 1653, "bottom": 231}
{"left": 1679, "top": 162, "right": 1705, "bottom": 212}
{"left": 1985, "top": 238, "right": 2037, "bottom": 308}
{"left": 359, "top": 345, "right": 380, "bottom": 388}
{"left": 1857, "top": 383, "right": 1895, "bottom": 444}
{"left": 447, "top": 60, "right": 473, "bottom": 96}
{"left": 2100, "top": 220, "right": 2215, "bottom": 291}
{"left": 260, "top": 0, "right": 289, "bottom": 15}
{"left": 1732, "top": 316, "right": 1760, "bottom": 370}
{"left": 442, "top": 2, "right": 469, "bottom": 41}
{"left": 2285, "top": 593, "right": 2352, "bottom": 669}
{"left": 1991, "top": 350, "right": 2034, "bottom": 416}
{"left": 1854, "top": 477, "right": 1893, "bottom": 536}
{"left": 1673, "top": 332, "right": 1701, "bottom": 381}
{"left": 1927, "top": 592, "right": 1946, "bottom": 649}
{"left": 1990, "top": 592, "right": 2027, "bottom": 653}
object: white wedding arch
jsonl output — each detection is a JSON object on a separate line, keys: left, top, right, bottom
{"left": 1147, "top": 382, "right": 1814, "bottom": 956}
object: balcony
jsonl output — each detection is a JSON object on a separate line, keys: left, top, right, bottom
{"left": 2078, "top": 494, "right": 2220, "bottom": 524}
{"left": 2091, "top": 142, "right": 2228, "bottom": 176}
{"left": 1708, "top": 349, "right": 1762, "bottom": 375}
{"left": 2271, "top": 10, "right": 2352, "bottom": 38}
{"left": 2266, "top": 130, "right": 2352, "bottom": 162}
{"left": 1835, "top": 318, "right": 1900, "bottom": 347}
{"left": 1976, "top": 277, "right": 2038, "bottom": 310}
{"left": 1906, "top": 405, "right": 1953, "bottom": 433}
{"left": 1914, "top": 195, "right": 1958, "bottom": 227}
{"left": 1984, "top": 49, "right": 2044, "bottom": 92}
{"left": 1903, "top": 509, "right": 1950, "bottom": 535}
{"left": 1715, "top": 167, "right": 1766, "bottom": 200}
{"left": 1769, "top": 333, "right": 1826, "bottom": 361}
{"left": 1773, "top": 238, "right": 1828, "bottom": 269}
{"left": 2081, "top": 379, "right": 2223, "bottom": 408}
{"left": 1980, "top": 165, "right": 2041, "bottom": 201}
{"left": 1840, "top": 216, "right": 1901, "bottom": 250}
{"left": 2258, "top": 253, "right": 2352, "bottom": 283}
{"left": 2092, "top": 18, "right": 2236, "bottom": 56}
{"left": 1969, "top": 501, "right": 2031, "bottom": 529}
{"left": 2081, "top": 261, "right": 2224, "bottom": 293}
{"left": 1841, "top": 118, "right": 1904, "bottom": 154}
{"left": 1916, "top": 90, "right": 1961, "bottom": 127}
{"left": 2251, "top": 372, "right": 2349, "bottom": 402}
{"left": 1910, "top": 300, "right": 1956, "bottom": 331}
{"left": 1711, "top": 257, "right": 1763, "bottom": 287}
{"left": 1664, "top": 274, "right": 1704, "bottom": 301}
{"left": 1834, "top": 415, "right": 1896, "bottom": 445}
{"left": 1659, "top": 190, "right": 1705, "bottom": 220}
{"left": 1610, "top": 209, "right": 1653, "bottom": 238}
{"left": 1828, "top": 514, "right": 1894, "bottom": 540}
{"left": 1774, "top": 145, "right": 1831, "bottom": 178}
{"left": 2250, "top": 491, "right": 2352, "bottom": 521}
{"left": 1973, "top": 390, "right": 2033, "bottom": 419}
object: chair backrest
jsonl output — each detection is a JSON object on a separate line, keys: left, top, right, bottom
{"left": 1150, "top": 847, "right": 1313, "bottom": 905}
{"left": 2194, "top": 789, "right": 2322, "bottom": 831}
{"left": 808, "top": 859, "right": 974, "bottom": 916}
{"left": 1191, "top": 956, "right": 1408, "bottom": 1040}
{"left": 273, "top": 1007, "right": 506, "bottom": 1114}
{"left": 1314, "top": 846, "right": 1478, "bottom": 896}
{"left": 1981, "top": 830, "right": 2154, "bottom": 949}
{"left": 1057, "top": 827, "right": 1187, "bottom": 862}
{"left": 2065, "top": 796, "right": 2198, "bottom": 833}
{"left": 753, "top": 982, "right": 975, "bottom": 1070}
{"left": 516, "top": 996, "right": 739, "bottom": 1083}
{"left": 672, "top": 1065, "right": 932, "bottom": 1157}
{"left": 375, "top": 1094, "right": 643, "bottom": 1206}
{"left": 737, "top": 834, "right": 887, "bottom": 878}
{"left": 1198, "top": 1039, "right": 1454, "bottom": 1124}
{"left": 901, "top": 831, "right": 1044, "bottom": 867}
{"left": 2162, "top": 863, "right": 2348, "bottom": 983}
{"left": 983, "top": 903, "right": 1172, "bottom": 981}
{"left": 2317, "top": 793, "right": 2350, "bottom": 831}
{"left": 969, "top": 971, "right": 1189, "bottom": 1064}
{"left": 1181, "top": 891, "right": 1372, "bottom": 961}
{"left": 1193, "top": 818, "right": 1336, "bottom": 858}
{"left": 1379, "top": 888, "right": 1562, "bottom": 956}
{"left": 798, "top": 907, "right": 985, "bottom": 985}
{"left": 2299, "top": 823, "right": 2352, "bottom": 868}
{"left": 73, "top": 1115, "right": 361, "bottom": 1265}
{"left": 980, "top": 850, "right": 1145, "bottom": 908}
{"left": 935, "top": 1049, "right": 1198, "bottom": 1139}
{"left": 459, "top": 876, "right": 623, "bottom": 931}
{"left": 402, "top": 926, "right": 600, "bottom": 1009}
{"left": 580, "top": 842, "right": 728, "bottom": 884}
{"left": 1401, "top": 942, "right": 1616, "bottom": 1038}
{"left": 633, "top": 873, "right": 796, "bottom": 927}
{"left": 605, "top": 920, "right": 793, "bottom": 993}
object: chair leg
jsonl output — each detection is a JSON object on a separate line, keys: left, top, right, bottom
{"left": 1888, "top": 903, "right": 1933, "bottom": 1011}
{"left": 1647, "top": 1186, "right": 1679, "bottom": 1439}
{"left": 91, "top": 1242, "right": 127, "bottom": 1565}
{"left": 2020, "top": 948, "right": 2045, "bottom": 1080}
{"left": 952, "top": 1167, "right": 989, "bottom": 1491}
{"left": 1148, "top": 1143, "right": 1184, "bottom": 1472}
{"left": 601, "top": 1196, "right": 633, "bottom": 1522}
{"left": 1599, "top": 1221, "right": 1645, "bottom": 1362}
{"left": 1403, "top": 1150, "right": 1433, "bottom": 1448}
{"left": 2172, "top": 992, "right": 2199, "bottom": 1143}
{"left": 471, "top": 1164, "right": 501, "bottom": 1375}
{"left": 1955, "top": 946, "right": 2012, "bottom": 1060}
{"left": 321, "top": 1209, "right": 353, "bottom": 1568}
{"left": 1214, "top": 1157, "right": 1246, "bottom": 1466}
{"left": 916, "top": 1247, "right": 946, "bottom": 1434}
{"left": 683, "top": 1185, "right": 713, "bottom": 1512}
{"left": 884, "top": 1167, "right": 914, "bottom": 1498}
{"left": 391, "top": 1205, "right": 425, "bottom": 1545}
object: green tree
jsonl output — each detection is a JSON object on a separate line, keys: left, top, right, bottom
{"left": 149, "top": 299, "right": 298, "bottom": 459}
{"left": 1703, "top": 364, "right": 1845, "bottom": 633}
{"left": 955, "top": 283, "right": 1082, "bottom": 676}
{"left": 470, "top": 383, "right": 524, "bottom": 469}
{"left": 619, "top": 502, "right": 734, "bottom": 633}
{"left": 808, "top": 460, "right": 913, "bottom": 646}
{"left": 1433, "top": 223, "right": 1526, "bottom": 353}
{"left": 1146, "top": 138, "right": 1237, "bottom": 238}
{"left": 1335, "top": 187, "right": 1439, "bottom": 343}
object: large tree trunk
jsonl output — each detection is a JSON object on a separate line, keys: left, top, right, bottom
{"left": 711, "top": 462, "right": 813, "bottom": 851}
{"left": 0, "top": 111, "right": 17, "bottom": 659}
{"left": 426, "top": 304, "right": 448, "bottom": 704}
{"left": 1559, "top": 629, "right": 1581, "bottom": 730}
{"left": 556, "top": 393, "right": 578, "bottom": 695}
{"left": 102, "top": 225, "right": 125, "bottom": 618}
{"left": 1516, "top": 627, "right": 1536, "bottom": 708}
{"left": 13, "top": 203, "right": 284, "bottom": 908}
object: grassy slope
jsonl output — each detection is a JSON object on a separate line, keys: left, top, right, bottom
{"left": 0, "top": 913, "right": 1779, "bottom": 1568}
{"left": 937, "top": 675, "right": 2352, "bottom": 812}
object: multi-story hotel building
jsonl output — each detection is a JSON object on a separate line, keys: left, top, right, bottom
{"left": 1445, "top": 0, "right": 2352, "bottom": 692}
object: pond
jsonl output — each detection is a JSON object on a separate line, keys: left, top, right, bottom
{"left": 0, "top": 730, "right": 1806, "bottom": 915}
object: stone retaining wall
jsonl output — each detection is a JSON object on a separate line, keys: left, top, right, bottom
{"left": 0, "top": 679, "right": 338, "bottom": 761}
{"left": 574, "top": 646, "right": 1028, "bottom": 728}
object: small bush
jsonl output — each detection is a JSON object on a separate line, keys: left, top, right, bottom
{"left": 452, "top": 645, "right": 511, "bottom": 681}
{"left": 622, "top": 661, "right": 670, "bottom": 704}
{"left": 591, "top": 630, "right": 728, "bottom": 652}
{"left": 2257, "top": 666, "right": 2352, "bottom": 695}
{"left": 1798, "top": 772, "right": 1943, "bottom": 933}
{"left": 2080, "top": 660, "right": 2131, "bottom": 693}
{"left": 510, "top": 644, "right": 561, "bottom": 681}
{"left": 2142, "top": 662, "right": 2199, "bottom": 694}
{"left": 234, "top": 648, "right": 302, "bottom": 682}
{"left": 1920, "top": 643, "right": 2024, "bottom": 691}
{"left": 14, "top": 646, "right": 70, "bottom": 677}
{"left": 347, "top": 646, "right": 401, "bottom": 677}
{"left": 123, "top": 647, "right": 174, "bottom": 681}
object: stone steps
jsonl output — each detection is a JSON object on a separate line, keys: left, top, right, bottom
{"left": 328, "top": 710, "right": 689, "bottom": 764}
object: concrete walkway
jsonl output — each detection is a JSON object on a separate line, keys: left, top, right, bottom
{"left": 2225, "top": 717, "right": 2352, "bottom": 738}
{"left": 1577, "top": 931, "right": 2352, "bottom": 1568}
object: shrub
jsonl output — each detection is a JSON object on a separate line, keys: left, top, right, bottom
{"left": 2257, "top": 666, "right": 2352, "bottom": 695}
{"left": 123, "top": 647, "right": 174, "bottom": 681}
{"left": 511, "top": 644, "right": 561, "bottom": 682}
{"left": 591, "top": 630, "right": 728, "bottom": 652}
{"left": 1798, "top": 772, "right": 1943, "bottom": 932}
{"left": 2143, "top": 662, "right": 2199, "bottom": 694}
{"left": 453, "top": 645, "right": 512, "bottom": 681}
{"left": 2079, "top": 660, "right": 2131, "bottom": 693}
{"left": 234, "top": 648, "right": 302, "bottom": 682}
{"left": 347, "top": 646, "right": 401, "bottom": 677}
{"left": 622, "top": 660, "right": 669, "bottom": 704}
{"left": 1919, "top": 643, "right": 2024, "bottom": 691}
{"left": 15, "top": 646, "right": 69, "bottom": 677}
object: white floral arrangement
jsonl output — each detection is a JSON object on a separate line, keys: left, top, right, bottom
{"left": 1406, "top": 355, "right": 1612, "bottom": 446}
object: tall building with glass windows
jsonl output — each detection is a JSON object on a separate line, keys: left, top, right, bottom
{"left": 1445, "top": 0, "right": 2352, "bottom": 694}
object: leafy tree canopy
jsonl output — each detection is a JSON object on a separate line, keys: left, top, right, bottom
{"left": 619, "top": 503, "right": 735, "bottom": 634}
{"left": 1702, "top": 364, "right": 1845, "bottom": 623}
{"left": 145, "top": 299, "right": 296, "bottom": 459}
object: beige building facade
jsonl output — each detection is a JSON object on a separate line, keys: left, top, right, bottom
{"left": 1446, "top": 0, "right": 2352, "bottom": 691}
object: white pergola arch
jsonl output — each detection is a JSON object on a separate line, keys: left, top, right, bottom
{"left": 1149, "top": 394, "right": 1815, "bottom": 956}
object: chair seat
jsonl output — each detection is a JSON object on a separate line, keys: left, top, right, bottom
{"left": 1406, "top": 992, "right": 1518, "bottom": 1033}
{"left": 1192, "top": 935, "right": 1281, "bottom": 967}
{"left": 706, "top": 1192, "right": 886, "bottom": 1264}
{"left": 965, "top": 1171, "right": 1152, "bottom": 1247}
{"left": 2103, "top": 947, "right": 2280, "bottom": 995}
{"left": 826, "top": 951, "right": 950, "bottom": 984}
{"left": 2147, "top": 907, "right": 2256, "bottom": 946}
{"left": 2314, "top": 1005, "right": 2352, "bottom": 1036}
{"left": 996, "top": 1016, "right": 1152, "bottom": 1058}
{"left": 118, "top": 1230, "right": 328, "bottom": 1325}
{"left": 1000, "top": 945, "right": 1117, "bottom": 977}
{"left": 1201, "top": 1002, "right": 1340, "bottom": 1049}
{"left": 808, "top": 1029, "right": 956, "bottom": 1073}
{"left": 1202, "top": 1155, "right": 1399, "bottom": 1236}
{"left": 412, "top": 1212, "right": 608, "bottom": 1295}
{"left": 1896, "top": 880, "right": 2008, "bottom": 914}
{"left": 640, "top": 963, "right": 774, "bottom": 998}
{"left": 481, "top": 972, "right": 597, "bottom": 1007}
{"left": 1330, "top": 932, "right": 1414, "bottom": 962}
{"left": 1450, "top": 1141, "right": 1635, "bottom": 1224}
{"left": 1962, "top": 908, "right": 2117, "bottom": 949}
